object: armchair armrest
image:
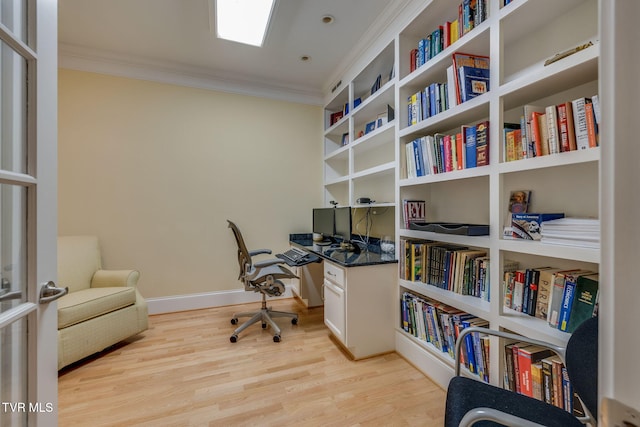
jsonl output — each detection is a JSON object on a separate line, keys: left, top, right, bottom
{"left": 460, "top": 408, "right": 546, "bottom": 427}
{"left": 91, "top": 269, "right": 140, "bottom": 288}
{"left": 454, "top": 326, "right": 566, "bottom": 376}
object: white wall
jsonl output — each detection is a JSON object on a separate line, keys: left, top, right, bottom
{"left": 58, "top": 69, "right": 323, "bottom": 303}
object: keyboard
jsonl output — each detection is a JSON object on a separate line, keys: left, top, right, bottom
{"left": 280, "top": 247, "right": 308, "bottom": 263}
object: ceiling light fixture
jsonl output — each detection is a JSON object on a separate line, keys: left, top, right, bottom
{"left": 214, "top": 0, "right": 276, "bottom": 47}
{"left": 322, "top": 15, "right": 334, "bottom": 24}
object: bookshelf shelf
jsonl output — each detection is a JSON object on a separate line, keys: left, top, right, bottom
{"left": 323, "top": 0, "right": 601, "bottom": 394}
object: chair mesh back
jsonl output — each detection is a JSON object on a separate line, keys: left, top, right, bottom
{"left": 227, "top": 220, "right": 251, "bottom": 279}
{"left": 565, "top": 315, "right": 598, "bottom": 418}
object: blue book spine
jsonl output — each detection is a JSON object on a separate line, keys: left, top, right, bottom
{"left": 421, "top": 90, "right": 428, "bottom": 121}
{"left": 465, "top": 126, "right": 477, "bottom": 168}
{"left": 417, "top": 39, "right": 425, "bottom": 67}
{"left": 558, "top": 276, "right": 578, "bottom": 331}
{"left": 429, "top": 84, "right": 437, "bottom": 117}
{"left": 413, "top": 139, "right": 425, "bottom": 177}
{"left": 461, "top": 321, "right": 477, "bottom": 374}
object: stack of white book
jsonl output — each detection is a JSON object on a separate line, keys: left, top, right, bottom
{"left": 540, "top": 217, "right": 600, "bottom": 248}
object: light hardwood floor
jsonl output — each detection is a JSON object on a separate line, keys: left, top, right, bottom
{"left": 58, "top": 299, "right": 446, "bottom": 426}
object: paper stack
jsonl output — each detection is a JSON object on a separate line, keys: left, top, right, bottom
{"left": 540, "top": 217, "right": 600, "bottom": 248}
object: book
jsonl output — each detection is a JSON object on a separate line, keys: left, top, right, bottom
{"left": 464, "top": 125, "right": 477, "bottom": 168}
{"left": 511, "top": 270, "right": 526, "bottom": 312}
{"left": 572, "top": 97, "right": 591, "bottom": 150}
{"left": 537, "top": 112, "right": 550, "bottom": 156}
{"left": 558, "top": 271, "right": 594, "bottom": 332}
{"left": 556, "top": 102, "right": 575, "bottom": 152}
{"left": 518, "top": 345, "right": 554, "bottom": 397}
{"left": 403, "top": 199, "right": 426, "bottom": 228}
{"left": 531, "top": 362, "right": 544, "bottom": 401}
{"left": 458, "top": 66, "right": 490, "bottom": 102}
{"left": 522, "top": 105, "right": 545, "bottom": 157}
{"left": 451, "top": 52, "right": 490, "bottom": 104}
{"left": 512, "top": 213, "right": 565, "bottom": 240}
{"left": 475, "top": 121, "right": 490, "bottom": 166}
{"left": 547, "top": 269, "right": 588, "bottom": 328}
{"left": 530, "top": 111, "right": 545, "bottom": 157}
{"left": 550, "top": 356, "right": 565, "bottom": 408}
{"left": 545, "top": 105, "right": 560, "bottom": 154}
{"left": 566, "top": 273, "right": 599, "bottom": 333}
{"left": 585, "top": 99, "right": 598, "bottom": 147}
{"left": 541, "top": 356, "right": 555, "bottom": 405}
{"left": 535, "top": 268, "right": 562, "bottom": 320}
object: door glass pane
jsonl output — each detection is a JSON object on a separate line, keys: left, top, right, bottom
{"left": 0, "top": 0, "right": 27, "bottom": 44}
{"left": 0, "top": 40, "right": 27, "bottom": 174}
{"left": 0, "top": 318, "right": 28, "bottom": 426}
{"left": 0, "top": 184, "right": 26, "bottom": 313}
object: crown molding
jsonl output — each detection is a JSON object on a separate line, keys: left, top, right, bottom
{"left": 322, "top": 0, "right": 424, "bottom": 99}
{"left": 59, "top": 43, "right": 324, "bottom": 106}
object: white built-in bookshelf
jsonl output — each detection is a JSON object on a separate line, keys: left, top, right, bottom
{"left": 323, "top": 0, "right": 600, "bottom": 391}
{"left": 323, "top": 42, "right": 396, "bottom": 209}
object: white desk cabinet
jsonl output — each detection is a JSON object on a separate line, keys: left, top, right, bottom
{"left": 323, "top": 260, "right": 396, "bottom": 359}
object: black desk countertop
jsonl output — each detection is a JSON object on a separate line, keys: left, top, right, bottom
{"left": 289, "top": 234, "right": 397, "bottom": 268}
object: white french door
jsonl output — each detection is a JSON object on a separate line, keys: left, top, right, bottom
{"left": 0, "top": 0, "right": 58, "bottom": 426}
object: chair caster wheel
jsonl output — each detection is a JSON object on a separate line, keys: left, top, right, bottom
{"left": 231, "top": 318, "right": 238, "bottom": 325}
{"left": 230, "top": 335, "right": 238, "bottom": 343}
{"left": 292, "top": 318, "right": 298, "bottom": 325}
{"left": 262, "top": 322, "right": 267, "bottom": 329}
{"left": 273, "top": 335, "right": 281, "bottom": 343}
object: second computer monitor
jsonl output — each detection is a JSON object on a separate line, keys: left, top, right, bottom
{"left": 312, "top": 208, "right": 335, "bottom": 239}
{"left": 334, "top": 207, "right": 352, "bottom": 242}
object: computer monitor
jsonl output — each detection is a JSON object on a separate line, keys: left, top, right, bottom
{"left": 312, "top": 208, "right": 334, "bottom": 239}
{"left": 334, "top": 206, "right": 352, "bottom": 242}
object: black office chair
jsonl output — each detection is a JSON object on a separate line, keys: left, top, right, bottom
{"left": 444, "top": 316, "right": 598, "bottom": 427}
{"left": 227, "top": 220, "right": 299, "bottom": 343}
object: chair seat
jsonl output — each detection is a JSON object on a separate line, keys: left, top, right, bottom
{"left": 445, "top": 376, "right": 584, "bottom": 427}
{"left": 58, "top": 287, "right": 137, "bottom": 329}
{"left": 251, "top": 264, "right": 298, "bottom": 283}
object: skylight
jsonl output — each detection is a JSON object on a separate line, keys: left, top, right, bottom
{"left": 215, "top": 0, "right": 276, "bottom": 47}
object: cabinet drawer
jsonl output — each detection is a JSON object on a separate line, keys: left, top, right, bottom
{"left": 324, "top": 262, "right": 345, "bottom": 286}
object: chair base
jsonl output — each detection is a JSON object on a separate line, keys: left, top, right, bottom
{"left": 230, "top": 297, "right": 298, "bottom": 343}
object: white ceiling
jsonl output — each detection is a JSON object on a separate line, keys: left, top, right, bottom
{"left": 58, "top": 0, "right": 403, "bottom": 104}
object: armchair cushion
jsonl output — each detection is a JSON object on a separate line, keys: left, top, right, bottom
{"left": 57, "top": 287, "right": 137, "bottom": 329}
{"left": 91, "top": 269, "right": 140, "bottom": 288}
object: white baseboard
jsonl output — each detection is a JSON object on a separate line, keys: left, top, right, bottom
{"left": 146, "top": 286, "right": 295, "bottom": 315}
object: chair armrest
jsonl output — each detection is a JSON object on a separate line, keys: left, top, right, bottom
{"left": 249, "top": 249, "right": 272, "bottom": 257}
{"left": 460, "top": 408, "right": 546, "bottom": 427}
{"left": 454, "top": 326, "right": 566, "bottom": 376}
{"left": 91, "top": 269, "right": 140, "bottom": 288}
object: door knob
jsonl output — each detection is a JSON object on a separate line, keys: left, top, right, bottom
{"left": 39, "top": 281, "right": 68, "bottom": 304}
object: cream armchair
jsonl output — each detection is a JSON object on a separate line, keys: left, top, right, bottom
{"left": 57, "top": 236, "right": 148, "bottom": 370}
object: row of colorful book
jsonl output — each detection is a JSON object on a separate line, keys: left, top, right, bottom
{"left": 407, "top": 52, "right": 490, "bottom": 128}
{"left": 504, "top": 342, "right": 585, "bottom": 416}
{"left": 504, "top": 95, "right": 600, "bottom": 162}
{"left": 404, "top": 121, "right": 489, "bottom": 178}
{"left": 409, "top": 0, "right": 488, "bottom": 73}
{"left": 504, "top": 268, "right": 599, "bottom": 334}
{"left": 400, "top": 239, "right": 497, "bottom": 301}
{"left": 407, "top": 82, "right": 450, "bottom": 125}
{"left": 400, "top": 291, "right": 490, "bottom": 381}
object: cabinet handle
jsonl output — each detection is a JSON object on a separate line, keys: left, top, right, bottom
{"left": 321, "top": 283, "right": 325, "bottom": 301}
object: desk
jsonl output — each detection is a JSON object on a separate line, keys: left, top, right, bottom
{"left": 289, "top": 234, "right": 397, "bottom": 359}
